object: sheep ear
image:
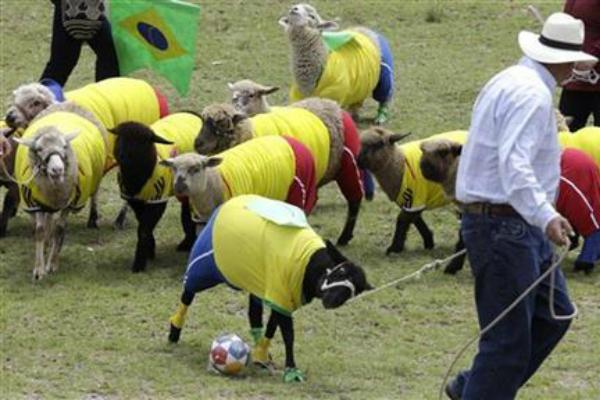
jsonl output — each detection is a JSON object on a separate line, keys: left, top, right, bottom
{"left": 65, "top": 130, "right": 80, "bottom": 142}
{"left": 325, "top": 239, "right": 348, "bottom": 264}
{"left": 232, "top": 113, "right": 247, "bottom": 125}
{"left": 159, "top": 158, "right": 175, "bottom": 168}
{"left": 151, "top": 133, "right": 174, "bottom": 145}
{"left": 451, "top": 143, "right": 462, "bottom": 156}
{"left": 261, "top": 86, "right": 280, "bottom": 95}
{"left": 278, "top": 16, "right": 289, "bottom": 29}
{"left": 204, "top": 157, "right": 222, "bottom": 168}
{"left": 389, "top": 132, "right": 411, "bottom": 144}
{"left": 108, "top": 127, "right": 119, "bottom": 135}
{"left": 317, "top": 20, "right": 339, "bottom": 31}
{"left": 13, "top": 136, "right": 34, "bottom": 147}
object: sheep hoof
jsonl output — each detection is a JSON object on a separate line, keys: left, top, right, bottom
{"left": 574, "top": 262, "right": 594, "bottom": 275}
{"left": 444, "top": 260, "right": 463, "bottom": 275}
{"left": 114, "top": 215, "right": 127, "bottom": 230}
{"left": 86, "top": 219, "right": 99, "bottom": 229}
{"left": 336, "top": 234, "right": 353, "bottom": 246}
{"left": 168, "top": 324, "right": 181, "bottom": 343}
{"left": 131, "top": 262, "right": 146, "bottom": 273}
{"left": 386, "top": 245, "right": 404, "bottom": 255}
{"left": 423, "top": 238, "right": 435, "bottom": 250}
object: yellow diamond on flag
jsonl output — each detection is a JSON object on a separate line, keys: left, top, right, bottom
{"left": 119, "top": 8, "right": 186, "bottom": 61}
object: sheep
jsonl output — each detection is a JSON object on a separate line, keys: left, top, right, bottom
{"left": 4, "top": 77, "right": 169, "bottom": 229}
{"left": 12, "top": 102, "right": 107, "bottom": 280}
{"left": 0, "top": 126, "right": 18, "bottom": 237}
{"left": 279, "top": 3, "right": 395, "bottom": 124}
{"left": 194, "top": 99, "right": 366, "bottom": 245}
{"left": 420, "top": 139, "right": 600, "bottom": 275}
{"left": 109, "top": 113, "right": 202, "bottom": 273}
{"left": 228, "top": 79, "right": 279, "bottom": 117}
{"left": 160, "top": 135, "right": 318, "bottom": 224}
{"left": 357, "top": 127, "right": 467, "bottom": 255}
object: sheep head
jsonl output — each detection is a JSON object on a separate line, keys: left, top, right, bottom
{"left": 5, "top": 83, "right": 57, "bottom": 129}
{"left": 278, "top": 3, "right": 338, "bottom": 32}
{"left": 14, "top": 127, "right": 79, "bottom": 183}
{"left": 160, "top": 153, "right": 222, "bottom": 197}
{"left": 195, "top": 103, "right": 250, "bottom": 155}
{"left": 419, "top": 139, "right": 462, "bottom": 185}
{"left": 228, "top": 80, "right": 279, "bottom": 117}
{"left": 110, "top": 122, "right": 173, "bottom": 197}
{"left": 357, "top": 127, "right": 411, "bottom": 171}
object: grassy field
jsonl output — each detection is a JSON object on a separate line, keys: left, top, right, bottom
{"left": 1, "top": 1, "right": 599, "bottom": 399}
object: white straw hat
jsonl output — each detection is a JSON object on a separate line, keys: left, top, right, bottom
{"left": 518, "top": 12, "right": 597, "bottom": 64}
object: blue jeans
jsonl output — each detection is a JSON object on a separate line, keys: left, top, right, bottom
{"left": 454, "top": 213, "right": 574, "bottom": 400}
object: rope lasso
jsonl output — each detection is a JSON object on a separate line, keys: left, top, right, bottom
{"left": 438, "top": 244, "right": 575, "bottom": 400}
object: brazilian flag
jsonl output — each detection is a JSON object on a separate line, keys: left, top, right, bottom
{"left": 110, "top": 0, "right": 200, "bottom": 96}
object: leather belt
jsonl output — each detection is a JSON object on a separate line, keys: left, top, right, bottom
{"left": 458, "top": 202, "right": 520, "bottom": 217}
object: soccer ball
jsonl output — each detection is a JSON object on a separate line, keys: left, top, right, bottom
{"left": 209, "top": 333, "right": 250, "bottom": 376}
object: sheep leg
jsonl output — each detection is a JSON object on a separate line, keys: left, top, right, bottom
{"left": 444, "top": 229, "right": 467, "bottom": 274}
{"left": 337, "top": 200, "right": 361, "bottom": 246}
{"left": 32, "top": 212, "right": 49, "bottom": 281}
{"left": 0, "top": 183, "right": 19, "bottom": 237}
{"left": 176, "top": 199, "right": 196, "bottom": 252}
{"left": 412, "top": 214, "right": 435, "bottom": 249}
{"left": 86, "top": 192, "right": 99, "bottom": 229}
{"left": 130, "top": 201, "right": 167, "bottom": 273}
{"left": 47, "top": 209, "right": 68, "bottom": 274}
{"left": 114, "top": 201, "right": 129, "bottom": 230}
{"left": 386, "top": 210, "right": 417, "bottom": 255}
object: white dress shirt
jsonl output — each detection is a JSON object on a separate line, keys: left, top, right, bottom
{"left": 456, "top": 56, "right": 560, "bottom": 231}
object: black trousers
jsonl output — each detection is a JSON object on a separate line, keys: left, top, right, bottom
{"left": 40, "top": 2, "right": 119, "bottom": 86}
{"left": 559, "top": 88, "right": 600, "bottom": 132}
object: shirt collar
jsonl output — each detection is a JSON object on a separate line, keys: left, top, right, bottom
{"left": 518, "top": 56, "right": 557, "bottom": 92}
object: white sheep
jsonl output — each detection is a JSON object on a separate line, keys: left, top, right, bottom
{"left": 279, "top": 3, "right": 395, "bottom": 124}
{"left": 194, "top": 98, "right": 366, "bottom": 245}
{"left": 13, "top": 103, "right": 107, "bottom": 280}
{"left": 357, "top": 127, "right": 467, "bottom": 254}
{"left": 228, "top": 79, "right": 279, "bottom": 117}
{"left": 160, "top": 135, "right": 318, "bottom": 224}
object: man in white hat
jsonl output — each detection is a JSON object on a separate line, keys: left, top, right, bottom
{"left": 446, "top": 12, "right": 597, "bottom": 400}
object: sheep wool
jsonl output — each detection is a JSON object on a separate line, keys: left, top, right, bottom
{"left": 16, "top": 111, "right": 106, "bottom": 212}
{"left": 559, "top": 127, "right": 600, "bottom": 166}
{"left": 251, "top": 107, "right": 330, "bottom": 181}
{"left": 65, "top": 77, "right": 169, "bottom": 170}
{"left": 211, "top": 195, "right": 325, "bottom": 315}
{"left": 126, "top": 113, "right": 201, "bottom": 203}
{"left": 289, "top": 30, "right": 380, "bottom": 108}
{"left": 398, "top": 130, "right": 468, "bottom": 211}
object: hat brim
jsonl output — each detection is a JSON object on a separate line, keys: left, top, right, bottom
{"left": 518, "top": 31, "right": 598, "bottom": 64}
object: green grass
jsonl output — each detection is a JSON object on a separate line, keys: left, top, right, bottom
{"left": 1, "top": 1, "right": 599, "bottom": 399}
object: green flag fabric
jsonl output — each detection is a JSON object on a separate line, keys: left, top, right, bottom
{"left": 110, "top": 0, "right": 200, "bottom": 96}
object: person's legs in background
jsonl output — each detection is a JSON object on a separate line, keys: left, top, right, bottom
{"left": 40, "top": 2, "right": 82, "bottom": 86}
{"left": 87, "top": 19, "right": 120, "bottom": 82}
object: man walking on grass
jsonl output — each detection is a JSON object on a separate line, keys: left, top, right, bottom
{"left": 446, "top": 12, "right": 597, "bottom": 400}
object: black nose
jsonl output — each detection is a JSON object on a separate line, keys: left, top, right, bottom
{"left": 5, "top": 112, "right": 15, "bottom": 124}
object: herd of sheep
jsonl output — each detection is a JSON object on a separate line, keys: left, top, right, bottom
{"left": 1, "top": 2, "right": 598, "bottom": 283}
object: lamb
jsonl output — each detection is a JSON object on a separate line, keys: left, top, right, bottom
{"left": 279, "top": 3, "right": 394, "bottom": 124}
{"left": 109, "top": 113, "right": 201, "bottom": 273}
{"left": 194, "top": 99, "right": 365, "bottom": 245}
{"left": 4, "top": 77, "right": 169, "bottom": 229}
{"left": 420, "top": 139, "right": 600, "bottom": 275}
{"left": 357, "top": 127, "right": 467, "bottom": 255}
{"left": 159, "top": 135, "right": 318, "bottom": 224}
{"left": 228, "top": 79, "right": 279, "bottom": 117}
{"left": 12, "top": 102, "right": 107, "bottom": 280}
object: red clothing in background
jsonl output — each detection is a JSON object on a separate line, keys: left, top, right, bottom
{"left": 563, "top": 0, "right": 600, "bottom": 92}
{"left": 557, "top": 149, "right": 600, "bottom": 237}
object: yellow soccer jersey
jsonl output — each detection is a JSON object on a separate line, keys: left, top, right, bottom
{"left": 66, "top": 78, "right": 163, "bottom": 169}
{"left": 212, "top": 195, "right": 325, "bottom": 315}
{"left": 559, "top": 127, "right": 600, "bottom": 166}
{"left": 16, "top": 111, "right": 107, "bottom": 212}
{"left": 397, "top": 130, "right": 468, "bottom": 211}
{"left": 126, "top": 113, "right": 202, "bottom": 203}
{"left": 250, "top": 106, "right": 330, "bottom": 181}
{"left": 289, "top": 30, "right": 380, "bottom": 108}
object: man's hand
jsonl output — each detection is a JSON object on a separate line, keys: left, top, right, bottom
{"left": 545, "top": 216, "right": 573, "bottom": 246}
{"left": 0, "top": 134, "right": 11, "bottom": 160}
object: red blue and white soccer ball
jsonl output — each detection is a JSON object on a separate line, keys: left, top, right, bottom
{"left": 209, "top": 333, "right": 250, "bottom": 376}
